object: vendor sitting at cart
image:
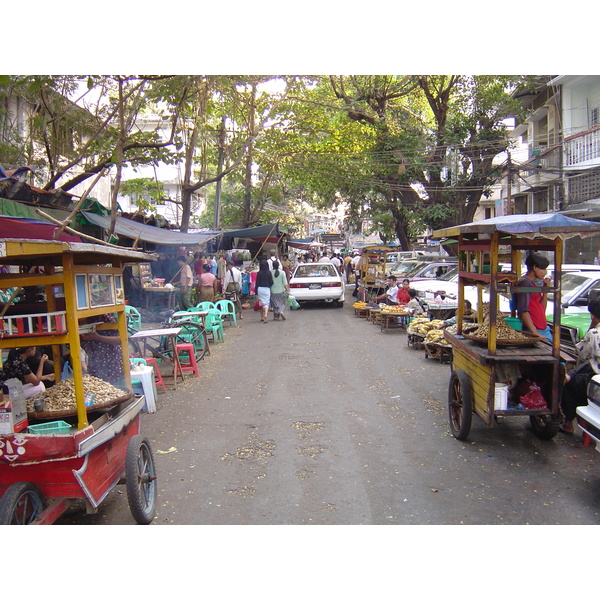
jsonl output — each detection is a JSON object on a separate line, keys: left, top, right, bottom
{"left": 559, "top": 298, "right": 600, "bottom": 435}
{"left": 1, "top": 346, "right": 55, "bottom": 399}
{"left": 80, "top": 314, "right": 124, "bottom": 385}
{"left": 396, "top": 278, "right": 411, "bottom": 305}
{"left": 375, "top": 275, "right": 399, "bottom": 305}
{"left": 406, "top": 288, "right": 425, "bottom": 315}
{"left": 438, "top": 299, "right": 474, "bottom": 329}
{"left": 515, "top": 252, "right": 552, "bottom": 343}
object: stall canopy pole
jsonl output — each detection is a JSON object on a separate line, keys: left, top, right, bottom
{"left": 250, "top": 223, "right": 278, "bottom": 264}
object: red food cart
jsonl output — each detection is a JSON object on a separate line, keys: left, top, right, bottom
{"left": 0, "top": 237, "right": 157, "bottom": 524}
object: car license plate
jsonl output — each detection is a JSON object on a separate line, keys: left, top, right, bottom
{"left": 309, "top": 283, "right": 322, "bottom": 289}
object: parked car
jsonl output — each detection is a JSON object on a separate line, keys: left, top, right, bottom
{"left": 409, "top": 263, "right": 513, "bottom": 313}
{"left": 577, "top": 374, "right": 600, "bottom": 453}
{"left": 386, "top": 250, "right": 429, "bottom": 264}
{"left": 390, "top": 259, "right": 458, "bottom": 281}
{"left": 289, "top": 263, "right": 345, "bottom": 307}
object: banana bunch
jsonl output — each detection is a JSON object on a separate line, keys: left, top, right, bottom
{"left": 408, "top": 318, "right": 445, "bottom": 334}
{"left": 425, "top": 329, "right": 451, "bottom": 345}
{"left": 353, "top": 301, "right": 367, "bottom": 309}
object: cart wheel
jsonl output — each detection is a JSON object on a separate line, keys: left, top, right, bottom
{"left": 529, "top": 415, "right": 560, "bottom": 440}
{"left": 171, "top": 319, "right": 208, "bottom": 362}
{"left": 0, "top": 482, "right": 46, "bottom": 525}
{"left": 448, "top": 369, "right": 473, "bottom": 440}
{"left": 126, "top": 435, "right": 157, "bottom": 524}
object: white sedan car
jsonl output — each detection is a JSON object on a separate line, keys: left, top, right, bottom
{"left": 289, "top": 263, "right": 345, "bottom": 307}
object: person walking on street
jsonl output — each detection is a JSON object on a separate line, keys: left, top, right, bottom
{"left": 270, "top": 260, "right": 290, "bottom": 321}
{"left": 175, "top": 255, "right": 194, "bottom": 310}
{"left": 197, "top": 263, "right": 218, "bottom": 304}
{"left": 223, "top": 260, "right": 243, "bottom": 320}
{"left": 256, "top": 259, "right": 274, "bottom": 323}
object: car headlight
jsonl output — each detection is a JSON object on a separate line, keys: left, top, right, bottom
{"left": 587, "top": 375, "right": 600, "bottom": 408}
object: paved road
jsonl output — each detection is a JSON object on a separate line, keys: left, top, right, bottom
{"left": 57, "top": 294, "right": 600, "bottom": 525}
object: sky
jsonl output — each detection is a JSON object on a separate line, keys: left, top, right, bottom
{"left": 9, "top": 3, "right": 593, "bottom": 76}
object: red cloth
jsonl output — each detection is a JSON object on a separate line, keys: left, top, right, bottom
{"left": 0, "top": 217, "right": 81, "bottom": 242}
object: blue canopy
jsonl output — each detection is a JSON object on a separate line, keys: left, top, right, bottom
{"left": 434, "top": 213, "right": 600, "bottom": 239}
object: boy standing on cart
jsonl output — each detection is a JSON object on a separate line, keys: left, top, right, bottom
{"left": 515, "top": 252, "right": 553, "bottom": 343}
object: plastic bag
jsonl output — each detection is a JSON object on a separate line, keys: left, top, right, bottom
{"left": 62, "top": 361, "right": 73, "bottom": 380}
{"left": 288, "top": 295, "right": 300, "bottom": 310}
{"left": 253, "top": 299, "right": 263, "bottom": 311}
{"left": 520, "top": 382, "right": 547, "bottom": 410}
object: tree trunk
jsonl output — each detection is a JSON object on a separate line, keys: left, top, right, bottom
{"left": 242, "top": 82, "right": 256, "bottom": 228}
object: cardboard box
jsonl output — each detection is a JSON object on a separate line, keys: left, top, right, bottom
{"left": 0, "top": 379, "right": 29, "bottom": 434}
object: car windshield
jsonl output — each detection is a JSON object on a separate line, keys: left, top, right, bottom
{"left": 438, "top": 266, "right": 458, "bottom": 281}
{"left": 392, "top": 261, "right": 426, "bottom": 275}
{"left": 561, "top": 273, "right": 592, "bottom": 294}
{"left": 294, "top": 264, "right": 338, "bottom": 278}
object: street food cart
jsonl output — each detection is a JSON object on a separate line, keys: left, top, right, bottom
{"left": 0, "top": 238, "right": 157, "bottom": 524}
{"left": 357, "top": 244, "right": 392, "bottom": 301}
{"left": 433, "top": 214, "right": 600, "bottom": 441}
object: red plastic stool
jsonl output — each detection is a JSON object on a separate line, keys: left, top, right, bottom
{"left": 145, "top": 357, "right": 167, "bottom": 392}
{"left": 175, "top": 343, "right": 199, "bottom": 378}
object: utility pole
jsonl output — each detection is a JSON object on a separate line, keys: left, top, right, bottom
{"left": 213, "top": 116, "right": 226, "bottom": 230}
{"left": 506, "top": 151, "right": 512, "bottom": 216}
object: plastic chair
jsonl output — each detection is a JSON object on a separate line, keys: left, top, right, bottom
{"left": 205, "top": 309, "right": 225, "bottom": 343}
{"left": 175, "top": 343, "right": 199, "bottom": 378}
{"left": 125, "top": 305, "right": 142, "bottom": 332}
{"left": 214, "top": 299, "right": 237, "bottom": 327}
{"left": 196, "top": 301, "right": 216, "bottom": 311}
{"left": 144, "top": 357, "right": 167, "bottom": 392}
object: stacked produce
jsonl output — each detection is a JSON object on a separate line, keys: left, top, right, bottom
{"left": 353, "top": 301, "right": 367, "bottom": 309}
{"left": 27, "top": 375, "right": 126, "bottom": 413}
{"left": 424, "top": 329, "right": 451, "bottom": 345}
{"left": 381, "top": 305, "right": 409, "bottom": 314}
{"left": 464, "top": 315, "right": 533, "bottom": 342}
{"left": 408, "top": 318, "right": 445, "bottom": 335}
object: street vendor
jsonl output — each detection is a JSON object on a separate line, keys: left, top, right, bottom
{"left": 438, "top": 299, "right": 473, "bottom": 328}
{"left": 559, "top": 298, "right": 600, "bottom": 435}
{"left": 375, "top": 275, "right": 399, "bottom": 305}
{"left": 174, "top": 255, "right": 194, "bottom": 310}
{"left": 1, "top": 346, "right": 55, "bottom": 399}
{"left": 515, "top": 252, "right": 552, "bottom": 342}
{"left": 396, "top": 278, "right": 411, "bottom": 305}
{"left": 196, "top": 263, "right": 218, "bottom": 303}
{"left": 406, "top": 289, "right": 425, "bottom": 315}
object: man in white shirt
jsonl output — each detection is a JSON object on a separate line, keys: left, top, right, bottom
{"left": 318, "top": 252, "right": 331, "bottom": 263}
{"left": 175, "top": 255, "right": 194, "bottom": 310}
{"left": 351, "top": 253, "right": 361, "bottom": 297}
{"left": 330, "top": 253, "right": 341, "bottom": 273}
{"left": 267, "top": 249, "right": 279, "bottom": 271}
{"left": 223, "top": 260, "right": 243, "bottom": 319}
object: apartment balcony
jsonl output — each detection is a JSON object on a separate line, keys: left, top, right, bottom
{"left": 516, "top": 144, "right": 561, "bottom": 192}
{"left": 564, "top": 126, "right": 600, "bottom": 167}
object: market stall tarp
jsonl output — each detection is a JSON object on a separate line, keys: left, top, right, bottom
{"left": 220, "top": 223, "right": 286, "bottom": 244}
{"left": 287, "top": 238, "right": 314, "bottom": 250}
{"left": 433, "top": 213, "right": 600, "bottom": 240}
{"left": 79, "top": 211, "right": 220, "bottom": 246}
{"left": 0, "top": 216, "right": 81, "bottom": 242}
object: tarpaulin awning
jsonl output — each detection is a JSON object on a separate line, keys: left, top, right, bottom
{"left": 433, "top": 213, "right": 600, "bottom": 240}
{"left": 221, "top": 223, "right": 286, "bottom": 243}
{"left": 287, "top": 238, "right": 314, "bottom": 250}
{"left": 79, "top": 211, "right": 220, "bottom": 246}
{"left": 0, "top": 216, "right": 82, "bottom": 242}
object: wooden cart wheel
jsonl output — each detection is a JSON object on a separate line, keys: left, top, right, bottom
{"left": 529, "top": 414, "right": 560, "bottom": 440}
{"left": 448, "top": 369, "right": 473, "bottom": 440}
{"left": 0, "top": 482, "right": 46, "bottom": 525}
{"left": 126, "top": 435, "right": 157, "bottom": 524}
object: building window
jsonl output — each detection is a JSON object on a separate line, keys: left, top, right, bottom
{"left": 591, "top": 107, "right": 599, "bottom": 127}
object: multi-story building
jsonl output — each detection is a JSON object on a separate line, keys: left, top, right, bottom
{"left": 506, "top": 76, "right": 600, "bottom": 263}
